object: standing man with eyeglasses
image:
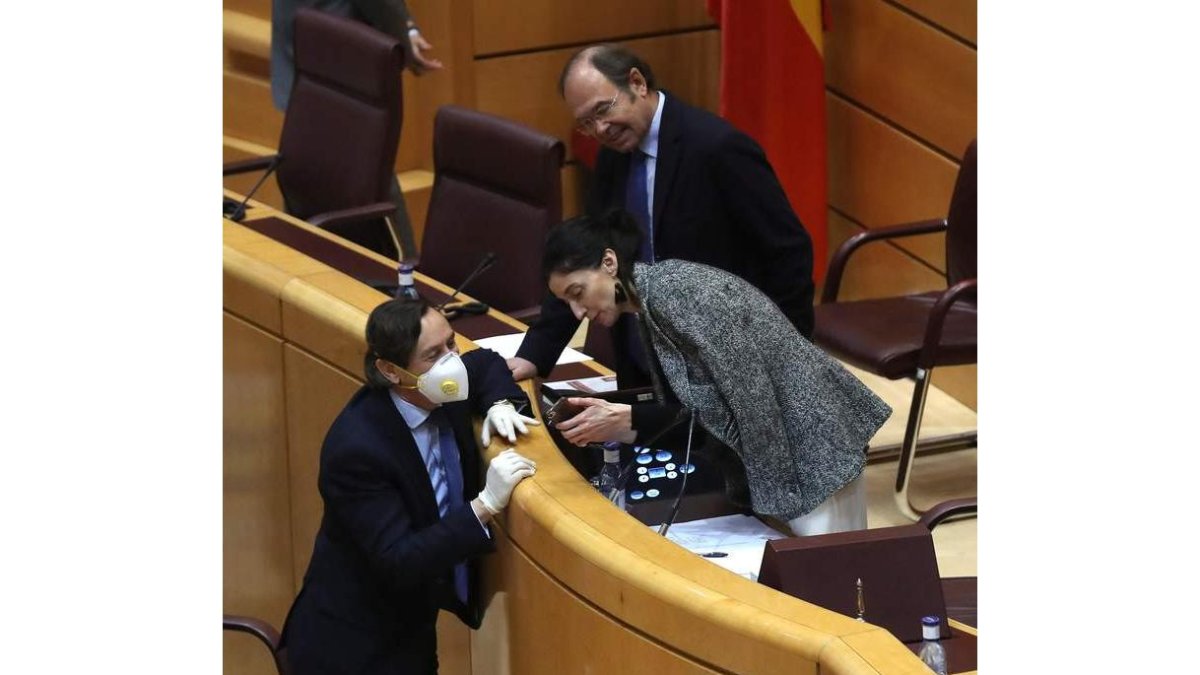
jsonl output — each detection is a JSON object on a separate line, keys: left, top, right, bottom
{"left": 507, "top": 43, "right": 816, "bottom": 394}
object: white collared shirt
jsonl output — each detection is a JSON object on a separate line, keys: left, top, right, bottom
{"left": 636, "top": 90, "right": 666, "bottom": 235}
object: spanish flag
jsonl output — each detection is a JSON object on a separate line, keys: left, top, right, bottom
{"left": 708, "top": 0, "right": 829, "bottom": 281}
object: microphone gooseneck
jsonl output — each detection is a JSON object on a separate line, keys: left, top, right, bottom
{"left": 228, "top": 154, "right": 284, "bottom": 222}
{"left": 437, "top": 251, "right": 497, "bottom": 310}
{"left": 657, "top": 411, "right": 696, "bottom": 537}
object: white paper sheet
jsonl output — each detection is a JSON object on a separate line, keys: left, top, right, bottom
{"left": 650, "top": 514, "right": 789, "bottom": 581}
{"left": 472, "top": 333, "right": 591, "bottom": 364}
{"left": 541, "top": 374, "right": 620, "bottom": 394}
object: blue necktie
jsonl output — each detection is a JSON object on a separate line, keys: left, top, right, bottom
{"left": 625, "top": 149, "right": 653, "bottom": 262}
{"left": 427, "top": 410, "right": 469, "bottom": 605}
{"left": 621, "top": 150, "right": 653, "bottom": 375}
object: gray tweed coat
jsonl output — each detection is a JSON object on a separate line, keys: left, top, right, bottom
{"left": 632, "top": 260, "right": 892, "bottom": 520}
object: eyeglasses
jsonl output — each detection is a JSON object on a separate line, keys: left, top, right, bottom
{"left": 575, "top": 92, "right": 621, "bottom": 134}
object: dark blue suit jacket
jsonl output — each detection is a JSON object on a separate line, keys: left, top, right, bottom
{"left": 280, "top": 347, "right": 525, "bottom": 674}
{"left": 517, "top": 93, "right": 815, "bottom": 388}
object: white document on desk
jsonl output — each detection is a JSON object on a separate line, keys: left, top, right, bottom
{"left": 472, "top": 333, "right": 591, "bottom": 365}
{"left": 652, "top": 514, "right": 789, "bottom": 581}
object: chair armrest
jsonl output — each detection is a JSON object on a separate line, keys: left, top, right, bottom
{"left": 918, "top": 497, "right": 977, "bottom": 530}
{"left": 308, "top": 202, "right": 396, "bottom": 229}
{"left": 821, "top": 218, "right": 948, "bottom": 303}
{"left": 918, "top": 278, "right": 977, "bottom": 369}
{"left": 223, "top": 614, "right": 281, "bottom": 651}
{"left": 223, "top": 155, "right": 278, "bottom": 176}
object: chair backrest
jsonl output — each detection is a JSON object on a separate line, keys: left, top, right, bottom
{"left": 276, "top": 8, "right": 404, "bottom": 221}
{"left": 945, "top": 139, "right": 977, "bottom": 285}
{"left": 420, "top": 105, "right": 565, "bottom": 313}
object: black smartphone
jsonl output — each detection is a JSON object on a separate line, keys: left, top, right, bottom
{"left": 545, "top": 396, "right": 585, "bottom": 425}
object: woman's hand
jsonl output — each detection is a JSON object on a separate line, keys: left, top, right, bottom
{"left": 555, "top": 397, "right": 636, "bottom": 446}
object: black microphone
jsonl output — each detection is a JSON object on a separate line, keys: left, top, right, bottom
{"left": 226, "top": 154, "right": 283, "bottom": 222}
{"left": 438, "top": 252, "right": 497, "bottom": 316}
{"left": 657, "top": 410, "right": 696, "bottom": 537}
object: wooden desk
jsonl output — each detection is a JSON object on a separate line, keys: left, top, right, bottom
{"left": 223, "top": 191, "right": 976, "bottom": 675}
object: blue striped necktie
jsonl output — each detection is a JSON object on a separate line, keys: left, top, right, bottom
{"left": 426, "top": 409, "right": 469, "bottom": 605}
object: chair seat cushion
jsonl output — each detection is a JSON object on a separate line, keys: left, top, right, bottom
{"left": 813, "top": 292, "right": 976, "bottom": 379}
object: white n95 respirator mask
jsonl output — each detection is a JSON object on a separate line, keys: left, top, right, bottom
{"left": 407, "top": 351, "right": 470, "bottom": 404}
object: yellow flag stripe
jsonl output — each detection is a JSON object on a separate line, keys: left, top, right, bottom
{"left": 788, "top": 0, "right": 823, "bottom": 55}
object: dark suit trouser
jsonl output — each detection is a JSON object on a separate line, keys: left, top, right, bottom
{"left": 387, "top": 173, "right": 419, "bottom": 261}
{"left": 284, "top": 590, "right": 438, "bottom": 675}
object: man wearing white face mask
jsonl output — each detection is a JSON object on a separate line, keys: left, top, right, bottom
{"left": 281, "top": 297, "right": 539, "bottom": 674}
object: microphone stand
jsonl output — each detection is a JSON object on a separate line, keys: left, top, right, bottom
{"left": 657, "top": 413, "right": 696, "bottom": 537}
{"left": 227, "top": 154, "right": 283, "bottom": 222}
{"left": 438, "top": 252, "right": 496, "bottom": 317}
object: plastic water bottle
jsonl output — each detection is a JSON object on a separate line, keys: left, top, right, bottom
{"left": 596, "top": 442, "right": 625, "bottom": 510}
{"left": 917, "top": 615, "right": 948, "bottom": 675}
{"left": 396, "top": 261, "right": 420, "bottom": 301}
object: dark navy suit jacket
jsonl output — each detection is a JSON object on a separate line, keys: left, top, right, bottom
{"left": 517, "top": 93, "right": 816, "bottom": 389}
{"left": 280, "top": 347, "right": 525, "bottom": 674}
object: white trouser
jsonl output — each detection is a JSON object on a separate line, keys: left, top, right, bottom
{"left": 786, "top": 473, "right": 867, "bottom": 536}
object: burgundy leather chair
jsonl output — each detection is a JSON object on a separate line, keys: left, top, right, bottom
{"left": 418, "top": 105, "right": 565, "bottom": 323}
{"left": 224, "top": 7, "right": 406, "bottom": 259}
{"left": 223, "top": 614, "right": 290, "bottom": 675}
{"left": 814, "top": 140, "right": 977, "bottom": 520}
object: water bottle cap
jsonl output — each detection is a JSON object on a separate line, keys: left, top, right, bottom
{"left": 921, "top": 616, "right": 941, "bottom": 626}
{"left": 604, "top": 448, "right": 620, "bottom": 462}
{"left": 921, "top": 616, "right": 941, "bottom": 640}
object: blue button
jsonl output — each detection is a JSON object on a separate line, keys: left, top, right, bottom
{"left": 636, "top": 454, "right": 653, "bottom": 465}
{"left": 630, "top": 491, "right": 645, "bottom": 500}
{"left": 646, "top": 489, "right": 660, "bottom": 498}
{"left": 648, "top": 467, "right": 666, "bottom": 479}
{"left": 654, "top": 450, "right": 672, "bottom": 462}
{"left": 682, "top": 464, "right": 696, "bottom": 474}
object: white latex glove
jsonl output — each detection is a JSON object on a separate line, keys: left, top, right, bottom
{"left": 477, "top": 448, "right": 537, "bottom": 514}
{"left": 480, "top": 401, "right": 540, "bottom": 447}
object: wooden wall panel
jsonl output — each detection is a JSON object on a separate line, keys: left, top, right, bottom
{"left": 474, "top": 30, "right": 719, "bottom": 160}
{"left": 223, "top": 247, "right": 290, "bottom": 335}
{"left": 475, "top": 529, "right": 727, "bottom": 675}
{"left": 224, "top": 70, "right": 283, "bottom": 152}
{"left": 825, "top": 0, "right": 976, "bottom": 157}
{"left": 826, "top": 93, "right": 958, "bottom": 271}
{"left": 472, "top": 0, "right": 713, "bottom": 56}
{"left": 891, "top": 0, "right": 977, "bottom": 45}
{"left": 223, "top": 0, "right": 269, "bottom": 21}
{"left": 282, "top": 345, "right": 362, "bottom": 586}
{"left": 223, "top": 313, "right": 293, "bottom": 675}
{"left": 932, "top": 364, "right": 976, "bottom": 411}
